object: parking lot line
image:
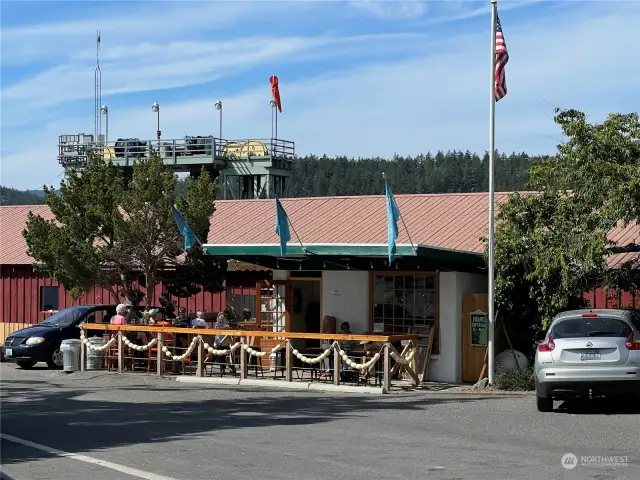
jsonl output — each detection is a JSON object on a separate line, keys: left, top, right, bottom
{"left": 0, "top": 434, "right": 180, "bottom": 480}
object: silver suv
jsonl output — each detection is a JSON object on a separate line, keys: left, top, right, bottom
{"left": 534, "top": 309, "right": 640, "bottom": 412}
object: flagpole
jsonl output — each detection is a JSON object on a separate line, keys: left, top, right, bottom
{"left": 487, "top": 0, "right": 498, "bottom": 386}
{"left": 382, "top": 173, "right": 416, "bottom": 253}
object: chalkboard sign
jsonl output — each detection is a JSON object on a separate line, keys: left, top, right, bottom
{"left": 470, "top": 311, "right": 488, "bottom": 346}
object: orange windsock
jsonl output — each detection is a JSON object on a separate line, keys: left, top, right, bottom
{"left": 270, "top": 75, "right": 282, "bottom": 113}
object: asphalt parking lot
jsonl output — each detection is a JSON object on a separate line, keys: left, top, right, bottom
{"left": 1, "top": 363, "right": 638, "bottom": 480}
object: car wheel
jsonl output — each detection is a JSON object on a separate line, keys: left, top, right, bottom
{"left": 536, "top": 392, "right": 554, "bottom": 412}
{"left": 16, "top": 360, "right": 37, "bottom": 369}
{"left": 46, "top": 347, "right": 64, "bottom": 369}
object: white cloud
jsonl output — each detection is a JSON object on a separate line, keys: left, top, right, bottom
{"left": 1, "top": 1, "right": 639, "bottom": 190}
{"left": 0, "top": 2, "right": 283, "bottom": 66}
{"left": 348, "top": 0, "right": 429, "bottom": 20}
{"left": 1, "top": 32, "right": 425, "bottom": 120}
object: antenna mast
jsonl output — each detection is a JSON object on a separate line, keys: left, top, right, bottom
{"left": 94, "top": 30, "right": 102, "bottom": 142}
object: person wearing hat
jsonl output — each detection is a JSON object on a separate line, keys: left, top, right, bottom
{"left": 339, "top": 322, "right": 359, "bottom": 351}
{"left": 241, "top": 308, "right": 255, "bottom": 322}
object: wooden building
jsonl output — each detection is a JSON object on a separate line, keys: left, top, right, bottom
{"left": 1, "top": 196, "right": 638, "bottom": 381}
{"left": 0, "top": 206, "right": 269, "bottom": 342}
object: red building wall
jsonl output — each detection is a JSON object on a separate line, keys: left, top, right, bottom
{"left": 583, "top": 288, "right": 638, "bottom": 309}
{"left": 1, "top": 264, "right": 267, "bottom": 326}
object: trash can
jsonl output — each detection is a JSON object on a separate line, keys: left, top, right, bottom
{"left": 61, "top": 339, "right": 82, "bottom": 373}
{"left": 86, "top": 336, "right": 108, "bottom": 370}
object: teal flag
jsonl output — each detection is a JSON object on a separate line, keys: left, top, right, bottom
{"left": 385, "top": 180, "right": 400, "bottom": 265}
{"left": 171, "top": 204, "right": 200, "bottom": 251}
{"left": 275, "top": 198, "right": 291, "bottom": 257}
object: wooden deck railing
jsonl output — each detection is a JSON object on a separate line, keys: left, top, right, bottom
{"left": 81, "top": 324, "right": 421, "bottom": 392}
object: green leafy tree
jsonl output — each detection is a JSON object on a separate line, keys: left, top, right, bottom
{"left": 24, "top": 155, "right": 225, "bottom": 306}
{"left": 493, "top": 109, "right": 640, "bottom": 331}
{"left": 24, "top": 158, "right": 127, "bottom": 301}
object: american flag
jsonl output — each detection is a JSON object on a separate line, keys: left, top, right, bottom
{"left": 494, "top": 14, "right": 509, "bottom": 101}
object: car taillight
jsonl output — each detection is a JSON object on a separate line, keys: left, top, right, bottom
{"left": 624, "top": 333, "right": 640, "bottom": 350}
{"left": 581, "top": 313, "right": 598, "bottom": 317}
{"left": 538, "top": 334, "right": 555, "bottom": 352}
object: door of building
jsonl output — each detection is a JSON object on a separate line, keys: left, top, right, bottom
{"left": 461, "top": 293, "right": 489, "bottom": 383}
{"left": 255, "top": 280, "right": 291, "bottom": 366}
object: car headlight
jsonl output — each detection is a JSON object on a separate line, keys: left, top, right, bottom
{"left": 25, "top": 337, "right": 46, "bottom": 346}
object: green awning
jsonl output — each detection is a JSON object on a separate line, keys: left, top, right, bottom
{"left": 203, "top": 243, "right": 483, "bottom": 265}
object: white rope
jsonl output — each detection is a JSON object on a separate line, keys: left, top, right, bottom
{"left": 291, "top": 348, "right": 332, "bottom": 364}
{"left": 80, "top": 333, "right": 116, "bottom": 352}
{"left": 161, "top": 336, "right": 200, "bottom": 361}
{"left": 338, "top": 349, "right": 381, "bottom": 371}
{"left": 242, "top": 342, "right": 284, "bottom": 357}
{"left": 202, "top": 341, "right": 241, "bottom": 356}
{"left": 389, "top": 348, "right": 416, "bottom": 365}
{"left": 122, "top": 336, "right": 157, "bottom": 352}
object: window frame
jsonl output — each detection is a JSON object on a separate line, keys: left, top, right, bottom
{"left": 40, "top": 285, "right": 60, "bottom": 312}
{"left": 369, "top": 271, "right": 439, "bottom": 354}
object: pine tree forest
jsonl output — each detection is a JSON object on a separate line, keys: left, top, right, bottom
{"left": 1, "top": 150, "right": 537, "bottom": 205}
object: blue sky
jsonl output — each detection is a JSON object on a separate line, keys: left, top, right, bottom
{"left": 1, "top": 0, "right": 639, "bottom": 190}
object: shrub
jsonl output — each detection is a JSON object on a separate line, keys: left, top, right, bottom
{"left": 495, "top": 367, "right": 535, "bottom": 391}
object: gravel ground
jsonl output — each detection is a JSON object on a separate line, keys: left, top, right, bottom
{"left": 1, "top": 363, "right": 639, "bottom": 480}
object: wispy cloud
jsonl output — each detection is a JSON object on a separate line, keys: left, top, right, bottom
{"left": 2, "top": 32, "right": 424, "bottom": 114}
{"left": 347, "top": 0, "right": 429, "bottom": 20}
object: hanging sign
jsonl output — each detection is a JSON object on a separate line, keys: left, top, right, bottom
{"left": 470, "top": 310, "right": 488, "bottom": 347}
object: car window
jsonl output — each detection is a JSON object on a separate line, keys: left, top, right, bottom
{"left": 88, "top": 307, "right": 116, "bottom": 324}
{"left": 41, "top": 306, "right": 91, "bottom": 327}
{"left": 551, "top": 317, "right": 631, "bottom": 339}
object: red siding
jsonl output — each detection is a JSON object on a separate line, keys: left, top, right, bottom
{"left": 584, "top": 288, "right": 638, "bottom": 309}
{"left": 0, "top": 265, "right": 268, "bottom": 324}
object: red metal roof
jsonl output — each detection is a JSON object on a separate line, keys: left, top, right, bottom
{"left": 0, "top": 205, "right": 54, "bottom": 265}
{"left": 208, "top": 193, "right": 514, "bottom": 253}
{"left": 1, "top": 195, "right": 638, "bottom": 267}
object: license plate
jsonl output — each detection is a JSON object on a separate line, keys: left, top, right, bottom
{"left": 580, "top": 350, "right": 600, "bottom": 361}
{"left": 5, "top": 348, "right": 12, "bottom": 357}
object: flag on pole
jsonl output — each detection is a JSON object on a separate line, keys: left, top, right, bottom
{"left": 275, "top": 198, "right": 291, "bottom": 257}
{"left": 494, "top": 14, "right": 509, "bottom": 101}
{"left": 270, "top": 75, "right": 282, "bottom": 112}
{"left": 385, "top": 178, "right": 401, "bottom": 265}
{"left": 171, "top": 204, "right": 200, "bottom": 251}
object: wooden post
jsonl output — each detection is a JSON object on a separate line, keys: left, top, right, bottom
{"left": 197, "top": 337, "right": 204, "bottom": 377}
{"left": 383, "top": 343, "right": 391, "bottom": 393}
{"left": 285, "top": 342, "right": 292, "bottom": 382}
{"left": 240, "top": 344, "right": 247, "bottom": 380}
{"left": 117, "top": 332, "right": 123, "bottom": 373}
{"left": 80, "top": 338, "right": 86, "bottom": 372}
{"left": 157, "top": 333, "right": 163, "bottom": 376}
{"left": 333, "top": 347, "right": 340, "bottom": 385}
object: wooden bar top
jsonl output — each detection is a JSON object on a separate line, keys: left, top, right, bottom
{"left": 81, "top": 323, "right": 419, "bottom": 343}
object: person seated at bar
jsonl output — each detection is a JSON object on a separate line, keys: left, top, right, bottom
{"left": 338, "top": 322, "right": 359, "bottom": 352}
{"left": 241, "top": 308, "right": 255, "bottom": 323}
{"left": 213, "top": 312, "right": 236, "bottom": 374}
{"left": 359, "top": 332, "right": 384, "bottom": 377}
{"left": 173, "top": 307, "right": 191, "bottom": 327}
{"left": 191, "top": 311, "right": 209, "bottom": 329}
{"left": 110, "top": 304, "right": 129, "bottom": 325}
{"left": 213, "top": 312, "right": 231, "bottom": 347}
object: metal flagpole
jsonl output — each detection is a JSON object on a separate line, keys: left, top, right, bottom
{"left": 488, "top": 0, "right": 498, "bottom": 386}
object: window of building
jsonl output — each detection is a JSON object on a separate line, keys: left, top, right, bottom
{"left": 371, "top": 273, "right": 438, "bottom": 353}
{"left": 40, "top": 285, "right": 60, "bottom": 312}
{"left": 230, "top": 294, "right": 256, "bottom": 321}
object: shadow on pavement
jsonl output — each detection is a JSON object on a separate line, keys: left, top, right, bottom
{"left": 556, "top": 397, "right": 640, "bottom": 415}
{"left": 1, "top": 374, "right": 501, "bottom": 466}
